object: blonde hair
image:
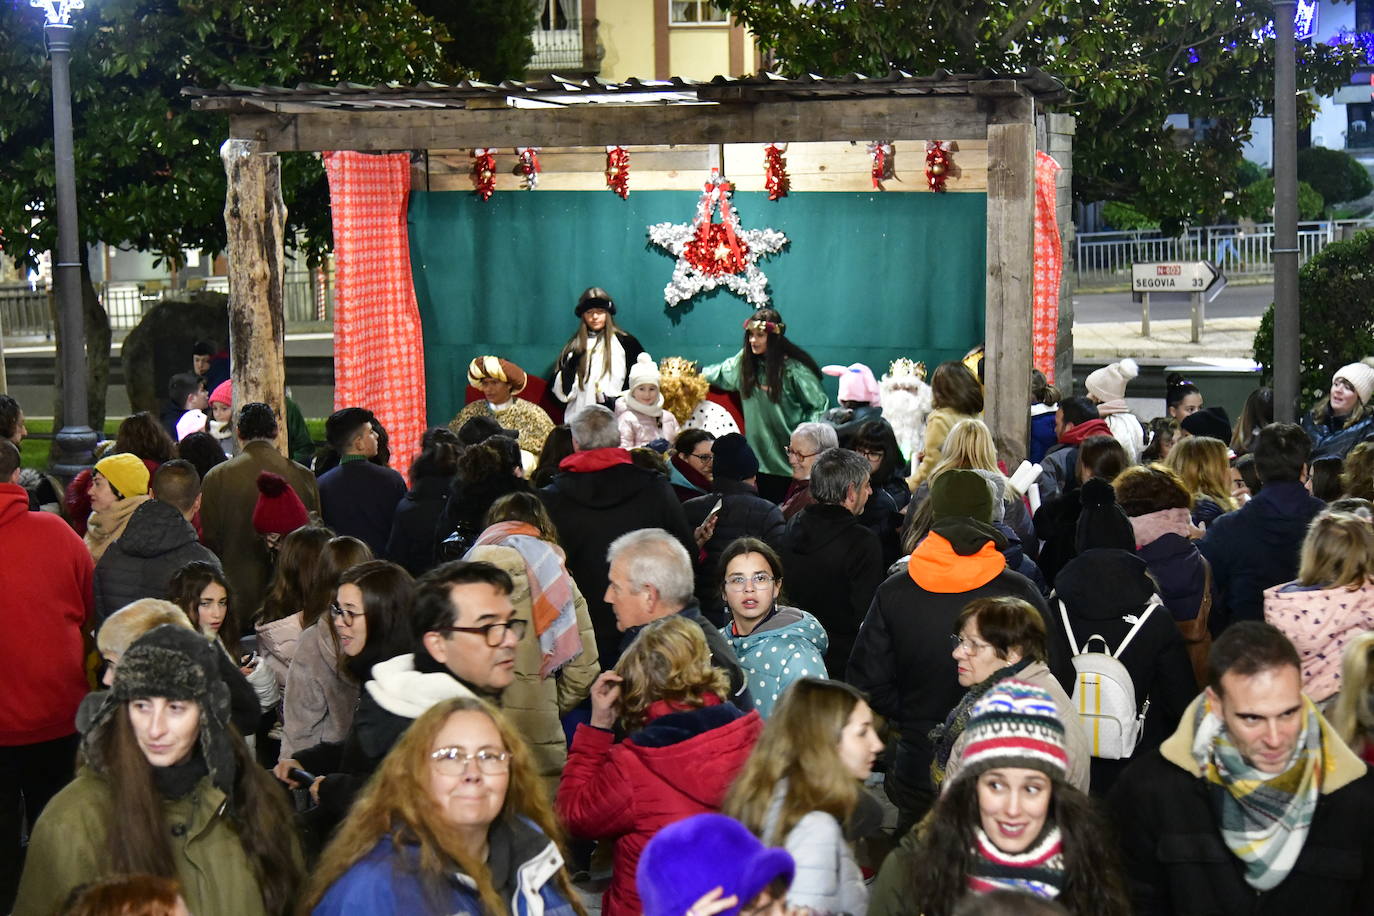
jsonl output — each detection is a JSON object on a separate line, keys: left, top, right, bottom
{"left": 1297, "top": 510, "right": 1374, "bottom": 589}
{"left": 304, "top": 697, "right": 585, "bottom": 916}
{"left": 614, "top": 615, "right": 729, "bottom": 733}
{"left": 723, "top": 679, "right": 865, "bottom": 844}
{"left": 928, "top": 418, "right": 1000, "bottom": 478}
{"left": 1165, "top": 435, "right": 1238, "bottom": 512}
{"left": 1332, "top": 632, "right": 1374, "bottom": 751}
{"left": 659, "top": 357, "right": 710, "bottom": 425}
{"left": 97, "top": 599, "right": 194, "bottom": 656}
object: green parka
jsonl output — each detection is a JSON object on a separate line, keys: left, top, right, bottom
{"left": 702, "top": 351, "right": 829, "bottom": 477}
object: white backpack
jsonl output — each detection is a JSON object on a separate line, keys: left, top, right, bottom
{"left": 1056, "top": 596, "right": 1160, "bottom": 760}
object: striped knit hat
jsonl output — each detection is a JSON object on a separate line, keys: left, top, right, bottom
{"left": 958, "top": 679, "right": 1068, "bottom": 782}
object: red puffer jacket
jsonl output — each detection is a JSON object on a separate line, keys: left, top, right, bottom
{"left": 556, "top": 695, "right": 763, "bottom": 916}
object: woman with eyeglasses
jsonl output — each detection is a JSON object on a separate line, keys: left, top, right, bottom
{"left": 280, "top": 536, "right": 373, "bottom": 761}
{"left": 930, "top": 596, "right": 1088, "bottom": 794}
{"left": 723, "top": 679, "right": 883, "bottom": 915}
{"left": 305, "top": 695, "right": 586, "bottom": 916}
{"left": 852, "top": 419, "right": 910, "bottom": 567}
{"left": 717, "top": 538, "right": 827, "bottom": 718}
{"left": 274, "top": 561, "right": 414, "bottom": 820}
{"left": 558, "top": 615, "right": 763, "bottom": 916}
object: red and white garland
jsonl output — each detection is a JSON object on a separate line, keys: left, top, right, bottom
{"left": 868, "top": 141, "right": 894, "bottom": 190}
{"left": 926, "top": 141, "right": 952, "bottom": 192}
{"left": 648, "top": 168, "right": 788, "bottom": 307}
{"left": 606, "top": 145, "right": 630, "bottom": 198}
{"left": 764, "top": 142, "right": 790, "bottom": 201}
{"left": 516, "top": 147, "right": 541, "bottom": 190}
{"left": 471, "top": 148, "right": 496, "bottom": 201}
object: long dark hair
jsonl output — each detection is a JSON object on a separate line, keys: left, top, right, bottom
{"left": 738, "top": 308, "right": 823, "bottom": 403}
{"left": 335, "top": 559, "right": 415, "bottom": 681}
{"left": 256, "top": 525, "right": 334, "bottom": 625}
{"left": 167, "top": 561, "right": 240, "bottom": 657}
{"left": 115, "top": 412, "right": 176, "bottom": 464}
{"left": 95, "top": 705, "right": 302, "bottom": 914}
{"left": 305, "top": 537, "right": 374, "bottom": 628}
{"left": 409, "top": 427, "right": 461, "bottom": 482}
{"left": 909, "top": 774, "right": 1130, "bottom": 916}
{"left": 930, "top": 362, "right": 984, "bottom": 415}
{"left": 853, "top": 418, "right": 906, "bottom": 486}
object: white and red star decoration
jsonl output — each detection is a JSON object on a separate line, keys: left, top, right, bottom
{"left": 648, "top": 169, "right": 788, "bottom": 308}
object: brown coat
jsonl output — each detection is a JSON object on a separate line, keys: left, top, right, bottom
{"left": 200, "top": 440, "right": 320, "bottom": 618}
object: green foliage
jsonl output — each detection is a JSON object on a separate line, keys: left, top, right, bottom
{"left": 1102, "top": 201, "right": 1158, "bottom": 231}
{"left": 414, "top": 0, "right": 536, "bottom": 81}
{"left": 713, "top": 0, "right": 1363, "bottom": 232}
{"left": 1239, "top": 178, "right": 1325, "bottom": 221}
{"left": 1253, "top": 229, "right": 1374, "bottom": 406}
{"left": 1234, "top": 158, "right": 1267, "bottom": 189}
{"left": 0, "top": 1, "right": 464, "bottom": 271}
{"left": 1297, "top": 146, "right": 1374, "bottom": 205}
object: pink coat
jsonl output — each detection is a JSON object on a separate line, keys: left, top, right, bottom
{"left": 615, "top": 398, "right": 680, "bottom": 449}
{"left": 1263, "top": 579, "right": 1374, "bottom": 701}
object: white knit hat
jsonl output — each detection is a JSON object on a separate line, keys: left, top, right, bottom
{"left": 1334, "top": 362, "right": 1374, "bottom": 406}
{"left": 627, "top": 353, "right": 661, "bottom": 391}
{"left": 1086, "top": 358, "right": 1139, "bottom": 402}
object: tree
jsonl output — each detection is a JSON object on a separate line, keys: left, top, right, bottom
{"left": 1297, "top": 146, "right": 1374, "bottom": 206}
{"left": 414, "top": 0, "right": 537, "bottom": 81}
{"left": 714, "top": 0, "right": 1364, "bottom": 234}
{"left": 0, "top": 0, "right": 465, "bottom": 433}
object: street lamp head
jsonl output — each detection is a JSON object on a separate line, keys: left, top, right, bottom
{"left": 30, "top": 0, "right": 85, "bottom": 25}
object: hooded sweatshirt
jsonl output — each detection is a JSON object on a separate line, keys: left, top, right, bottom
{"left": 1264, "top": 579, "right": 1374, "bottom": 702}
{"left": 92, "top": 498, "right": 220, "bottom": 622}
{"left": 721, "top": 606, "right": 829, "bottom": 718}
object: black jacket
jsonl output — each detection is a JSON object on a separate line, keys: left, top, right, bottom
{"left": 684, "top": 477, "right": 786, "bottom": 625}
{"left": 1032, "top": 486, "right": 1083, "bottom": 588}
{"left": 1198, "top": 481, "right": 1325, "bottom": 630}
{"left": 1138, "top": 531, "right": 1214, "bottom": 623}
{"left": 538, "top": 453, "right": 694, "bottom": 664}
{"left": 92, "top": 498, "right": 221, "bottom": 622}
{"left": 778, "top": 503, "right": 884, "bottom": 679}
{"left": 1108, "top": 702, "right": 1374, "bottom": 915}
{"left": 1054, "top": 548, "right": 1199, "bottom": 793}
{"left": 1302, "top": 408, "right": 1374, "bottom": 460}
{"left": 318, "top": 459, "right": 408, "bottom": 557}
{"left": 383, "top": 474, "right": 452, "bottom": 576}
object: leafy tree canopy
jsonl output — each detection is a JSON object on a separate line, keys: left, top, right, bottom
{"left": 714, "top": 0, "right": 1364, "bottom": 233}
{"left": 0, "top": 0, "right": 468, "bottom": 271}
{"left": 414, "top": 0, "right": 538, "bottom": 82}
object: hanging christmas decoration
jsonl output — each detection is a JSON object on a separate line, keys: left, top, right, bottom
{"left": 868, "top": 141, "right": 894, "bottom": 190}
{"left": 763, "top": 143, "right": 790, "bottom": 201}
{"left": 926, "top": 141, "right": 952, "bottom": 192}
{"left": 606, "top": 145, "right": 630, "bottom": 198}
{"left": 648, "top": 168, "right": 788, "bottom": 308}
{"left": 471, "top": 148, "right": 496, "bottom": 200}
{"left": 515, "top": 147, "right": 541, "bottom": 190}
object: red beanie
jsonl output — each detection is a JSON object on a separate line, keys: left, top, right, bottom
{"left": 252, "top": 471, "right": 309, "bottom": 535}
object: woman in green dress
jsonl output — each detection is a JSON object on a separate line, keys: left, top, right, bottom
{"left": 703, "top": 308, "right": 829, "bottom": 486}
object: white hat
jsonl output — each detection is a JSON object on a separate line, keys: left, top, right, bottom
{"left": 1086, "top": 358, "right": 1139, "bottom": 403}
{"left": 627, "top": 353, "right": 661, "bottom": 392}
{"left": 1334, "top": 362, "right": 1374, "bottom": 406}
{"left": 176, "top": 409, "right": 208, "bottom": 441}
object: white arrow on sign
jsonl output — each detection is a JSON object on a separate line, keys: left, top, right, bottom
{"left": 1131, "top": 261, "right": 1222, "bottom": 293}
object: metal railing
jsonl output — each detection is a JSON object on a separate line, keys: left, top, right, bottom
{"left": 529, "top": 0, "right": 586, "bottom": 71}
{"left": 0, "top": 273, "right": 332, "bottom": 339}
{"left": 1073, "top": 220, "right": 1374, "bottom": 287}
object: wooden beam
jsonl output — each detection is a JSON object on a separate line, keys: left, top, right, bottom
{"left": 654, "top": 0, "right": 670, "bottom": 80}
{"left": 220, "top": 139, "right": 287, "bottom": 456}
{"left": 729, "top": 23, "right": 745, "bottom": 76}
{"left": 227, "top": 96, "right": 993, "bottom": 152}
{"left": 984, "top": 117, "right": 1036, "bottom": 467}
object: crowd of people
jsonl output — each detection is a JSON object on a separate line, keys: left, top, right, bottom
{"left": 3, "top": 311, "right": 1374, "bottom": 916}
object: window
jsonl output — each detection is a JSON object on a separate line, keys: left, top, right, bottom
{"left": 671, "top": 1, "right": 729, "bottom": 24}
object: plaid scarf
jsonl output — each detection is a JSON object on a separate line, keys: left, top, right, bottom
{"left": 1189, "top": 693, "right": 1323, "bottom": 891}
{"left": 967, "top": 824, "right": 1065, "bottom": 899}
{"left": 929, "top": 656, "right": 1033, "bottom": 787}
{"left": 470, "top": 521, "right": 583, "bottom": 677}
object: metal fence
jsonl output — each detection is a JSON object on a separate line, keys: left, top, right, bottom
{"left": 0, "top": 273, "right": 331, "bottom": 339}
{"left": 1073, "top": 220, "right": 1374, "bottom": 288}
{"left": 529, "top": 0, "right": 586, "bottom": 71}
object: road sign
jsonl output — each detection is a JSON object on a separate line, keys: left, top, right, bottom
{"left": 1131, "top": 261, "right": 1223, "bottom": 293}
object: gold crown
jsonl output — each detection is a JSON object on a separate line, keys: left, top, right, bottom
{"left": 886, "top": 357, "right": 927, "bottom": 381}
{"left": 659, "top": 356, "right": 701, "bottom": 379}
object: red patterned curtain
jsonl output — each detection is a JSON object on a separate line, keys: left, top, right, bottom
{"left": 1033, "top": 151, "right": 1064, "bottom": 383}
{"left": 323, "top": 151, "right": 426, "bottom": 482}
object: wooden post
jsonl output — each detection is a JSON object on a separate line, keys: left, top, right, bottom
{"left": 984, "top": 112, "right": 1037, "bottom": 467}
{"left": 221, "top": 138, "right": 288, "bottom": 456}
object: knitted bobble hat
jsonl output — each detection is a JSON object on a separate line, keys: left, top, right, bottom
{"left": 94, "top": 453, "right": 150, "bottom": 498}
{"left": 252, "top": 471, "right": 309, "bottom": 535}
{"left": 712, "top": 432, "right": 760, "bottom": 481}
{"left": 627, "top": 353, "right": 662, "bottom": 392}
{"left": 208, "top": 379, "right": 232, "bottom": 407}
{"left": 1075, "top": 477, "right": 1136, "bottom": 552}
{"left": 1085, "top": 358, "right": 1140, "bottom": 403}
{"left": 80, "top": 624, "right": 236, "bottom": 795}
{"left": 637, "top": 814, "right": 795, "bottom": 916}
{"left": 1334, "top": 362, "right": 1374, "bottom": 406}
{"left": 957, "top": 679, "right": 1069, "bottom": 783}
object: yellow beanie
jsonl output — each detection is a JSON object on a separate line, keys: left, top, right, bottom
{"left": 94, "top": 453, "right": 150, "bottom": 498}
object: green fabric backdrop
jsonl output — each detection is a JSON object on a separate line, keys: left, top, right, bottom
{"left": 408, "top": 189, "right": 987, "bottom": 426}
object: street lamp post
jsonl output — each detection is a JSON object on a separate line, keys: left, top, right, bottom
{"left": 33, "top": 0, "right": 98, "bottom": 477}
{"left": 1272, "top": 0, "right": 1300, "bottom": 422}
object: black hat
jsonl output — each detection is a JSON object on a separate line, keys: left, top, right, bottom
{"left": 1076, "top": 477, "right": 1136, "bottom": 552}
{"left": 1180, "top": 406, "right": 1232, "bottom": 443}
{"left": 576, "top": 286, "right": 616, "bottom": 317}
{"left": 458, "top": 415, "right": 519, "bottom": 446}
{"left": 930, "top": 469, "right": 995, "bottom": 523}
{"left": 712, "top": 433, "right": 759, "bottom": 481}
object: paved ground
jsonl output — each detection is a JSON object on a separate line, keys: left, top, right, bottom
{"left": 1072, "top": 281, "right": 1270, "bottom": 364}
